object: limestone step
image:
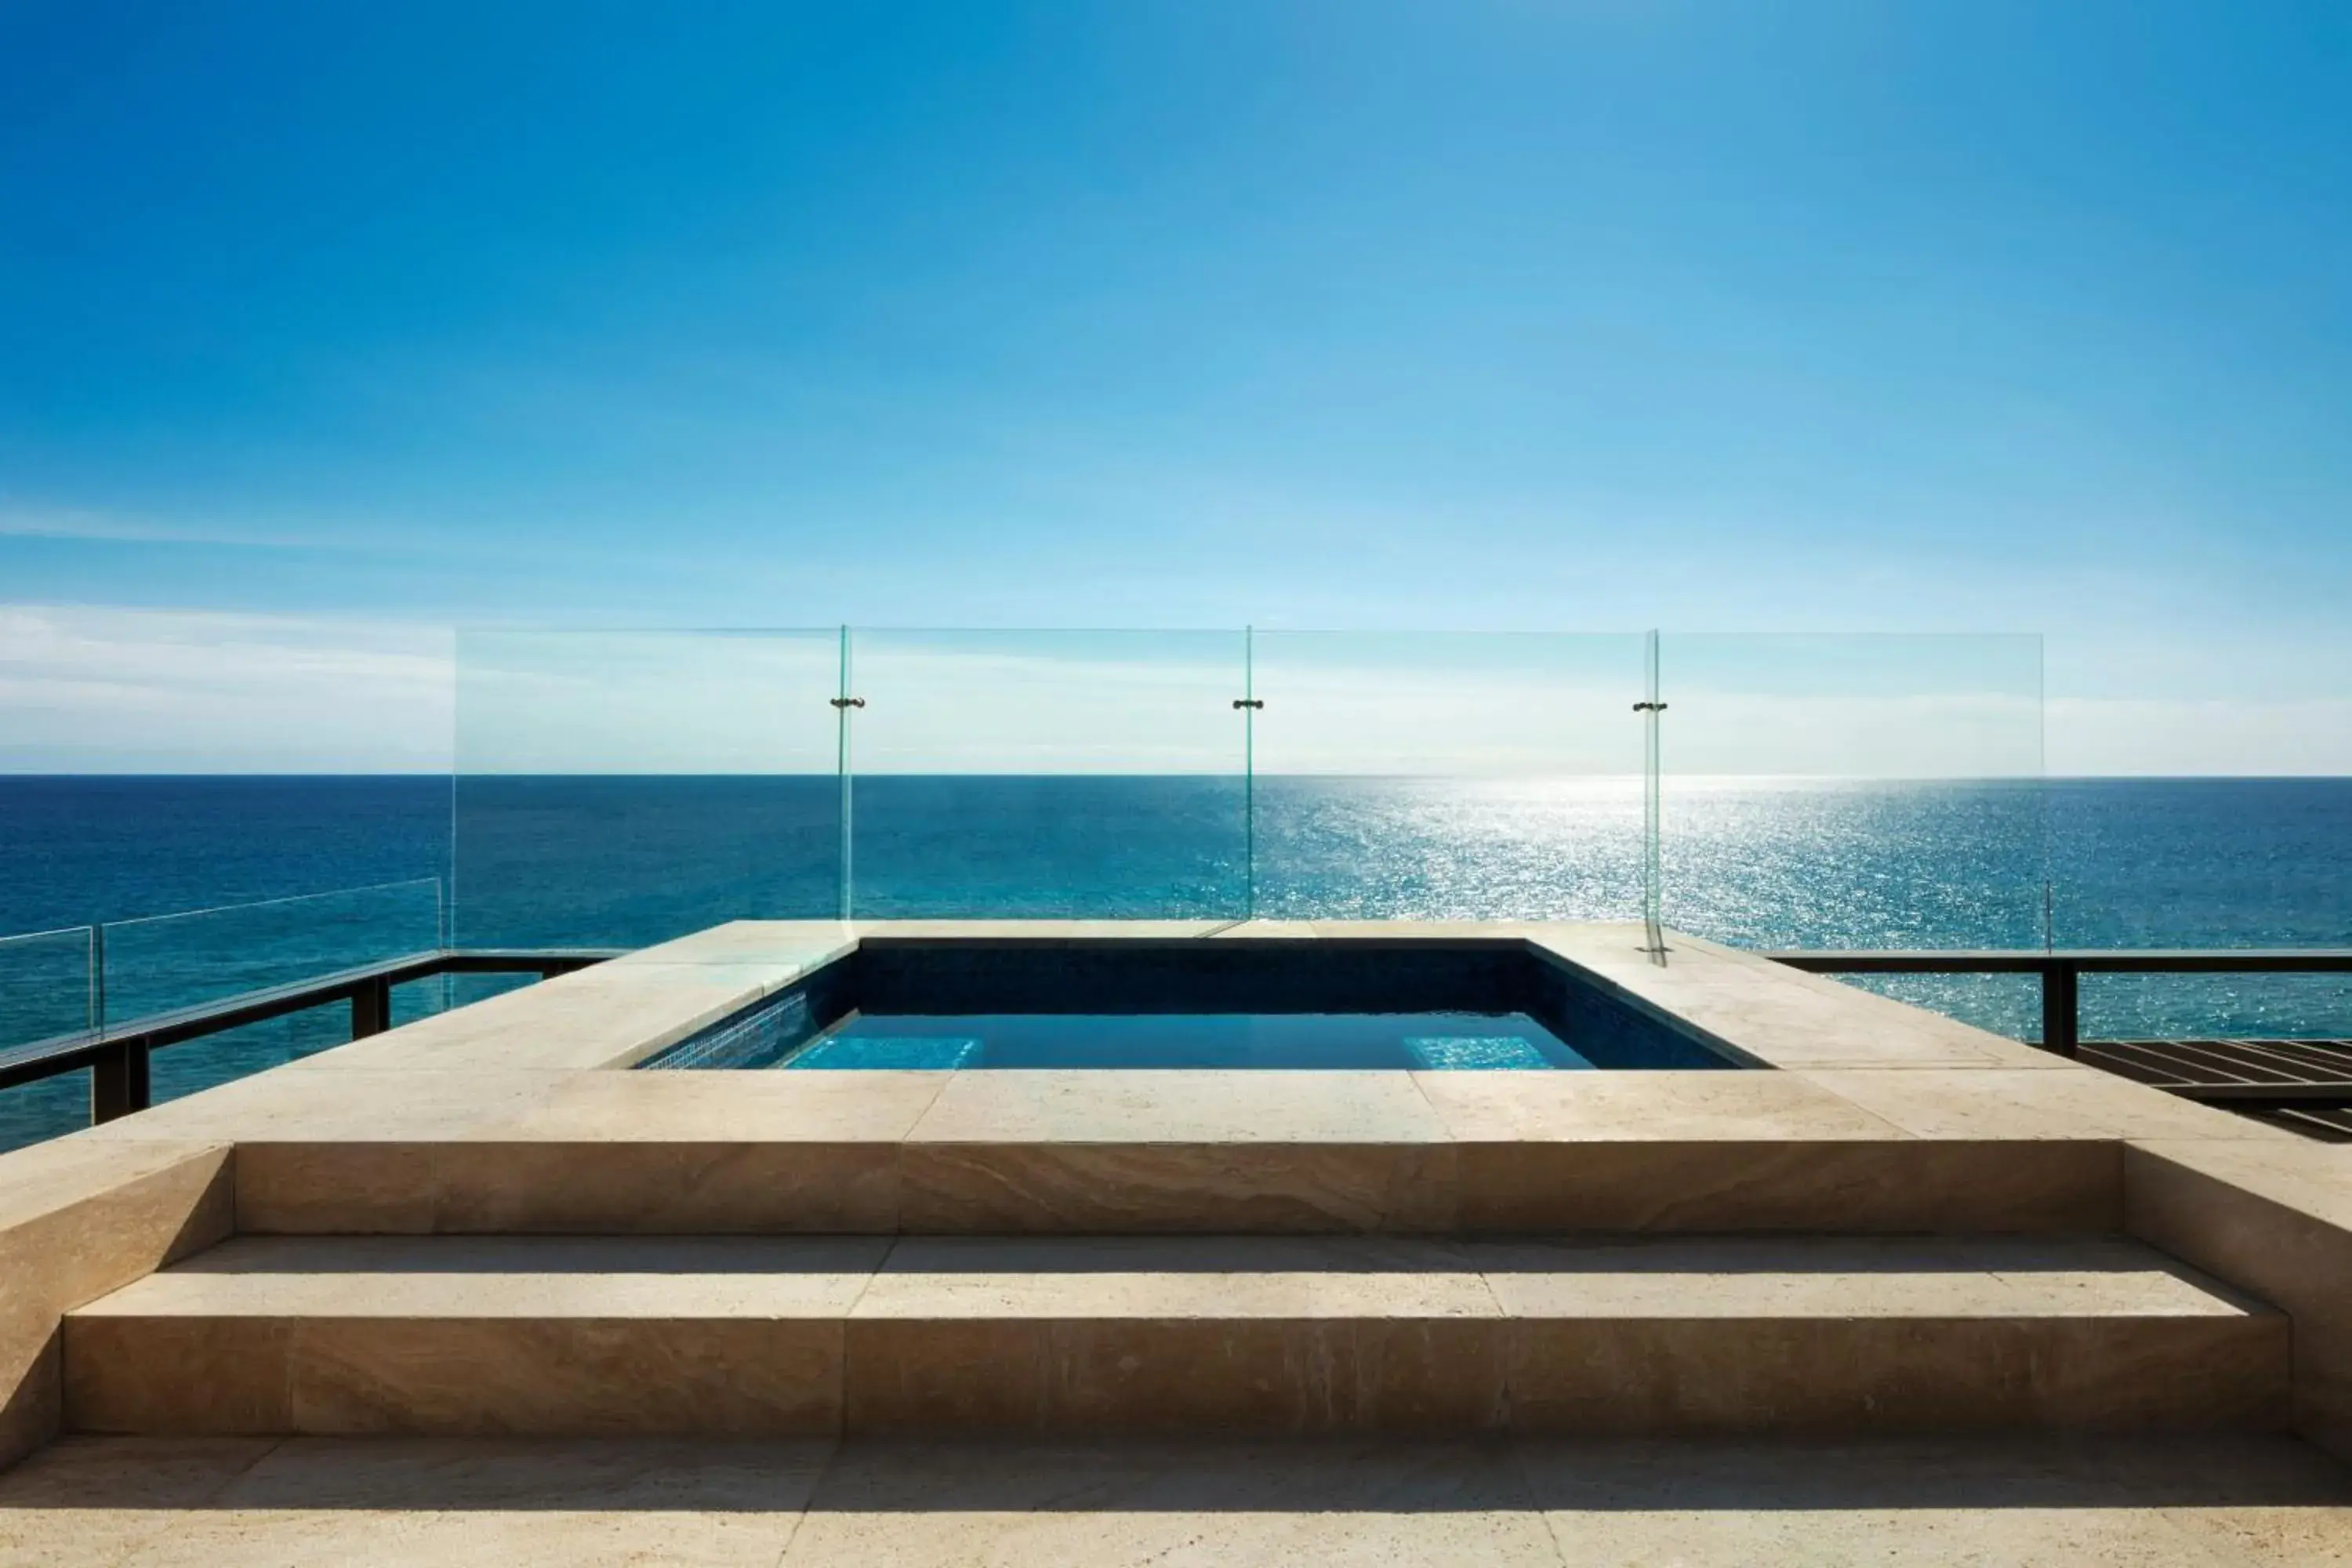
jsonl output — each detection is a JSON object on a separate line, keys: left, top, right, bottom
{"left": 63, "top": 1234, "right": 2286, "bottom": 1439}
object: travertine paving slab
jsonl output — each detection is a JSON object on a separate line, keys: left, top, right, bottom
{"left": 901, "top": 1072, "right": 1457, "bottom": 1232}
{"left": 62, "top": 1232, "right": 2283, "bottom": 1440}
{"left": 2125, "top": 1138, "right": 2352, "bottom": 1462}
{"left": 1513, "top": 1435, "right": 2352, "bottom": 1566}
{"left": 66, "top": 1238, "right": 887, "bottom": 1437}
{"left": 1411, "top": 1069, "right": 1906, "bottom": 1142}
{"left": 1450, "top": 1136, "right": 2118, "bottom": 1233}
{"left": 0, "top": 1138, "right": 234, "bottom": 1467}
{"left": 75, "top": 1236, "right": 891, "bottom": 1318}
{"left": 468, "top": 1068, "right": 952, "bottom": 1144}
{"left": 605, "top": 919, "right": 857, "bottom": 968}
{"left": 856, "top": 1236, "right": 1500, "bottom": 1319}
{"left": 90, "top": 1069, "right": 571, "bottom": 1145}
{"left": 857, "top": 920, "right": 1233, "bottom": 941}
{"left": 0, "top": 1435, "right": 827, "bottom": 1566}
{"left": 5, "top": 1434, "right": 2345, "bottom": 1566}
{"left": 437, "top": 1075, "right": 953, "bottom": 1232}
{"left": 1809, "top": 1066, "right": 2285, "bottom": 1142}
{"left": 847, "top": 1236, "right": 1504, "bottom": 1435}
{"left": 296, "top": 964, "right": 790, "bottom": 1073}
{"left": 1466, "top": 1235, "right": 2262, "bottom": 1319}
{"left": 1530, "top": 928, "right": 2071, "bottom": 1070}
{"left": 780, "top": 1437, "right": 1563, "bottom": 1566}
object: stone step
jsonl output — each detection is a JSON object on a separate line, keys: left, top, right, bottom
{"left": 227, "top": 1071, "right": 2127, "bottom": 1237}
{"left": 63, "top": 1234, "right": 2286, "bottom": 1439}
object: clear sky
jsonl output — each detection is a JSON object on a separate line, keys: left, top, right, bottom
{"left": 2, "top": 2, "right": 2347, "bottom": 771}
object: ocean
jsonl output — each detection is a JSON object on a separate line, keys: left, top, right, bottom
{"left": 2, "top": 774, "right": 2347, "bottom": 1151}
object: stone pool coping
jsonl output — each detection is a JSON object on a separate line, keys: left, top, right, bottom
{"left": 4, "top": 919, "right": 2350, "bottom": 1469}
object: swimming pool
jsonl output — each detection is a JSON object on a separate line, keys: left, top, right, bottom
{"left": 637, "top": 938, "right": 1751, "bottom": 1073}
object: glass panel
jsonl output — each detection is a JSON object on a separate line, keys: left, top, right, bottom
{"left": 1249, "top": 633, "right": 1650, "bottom": 920}
{"left": 452, "top": 629, "right": 842, "bottom": 947}
{"left": 846, "top": 630, "right": 1248, "bottom": 917}
{"left": 0, "top": 924, "right": 95, "bottom": 1155}
{"left": 0, "top": 1073, "right": 89, "bottom": 1156}
{"left": 1658, "top": 634, "right": 2046, "bottom": 950}
{"left": 0, "top": 925, "right": 93, "bottom": 1050}
{"left": 100, "top": 879, "right": 444, "bottom": 1028}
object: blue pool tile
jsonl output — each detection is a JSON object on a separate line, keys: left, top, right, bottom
{"left": 788, "top": 1035, "right": 983, "bottom": 1070}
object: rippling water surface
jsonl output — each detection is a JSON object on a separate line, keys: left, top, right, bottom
{"left": 2, "top": 775, "right": 2347, "bottom": 1149}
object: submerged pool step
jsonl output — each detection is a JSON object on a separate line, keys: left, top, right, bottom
{"left": 63, "top": 1234, "right": 2285, "bottom": 1439}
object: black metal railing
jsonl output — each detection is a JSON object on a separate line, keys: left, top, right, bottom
{"left": 1766, "top": 948, "right": 2352, "bottom": 1096}
{"left": 0, "top": 948, "right": 619, "bottom": 1123}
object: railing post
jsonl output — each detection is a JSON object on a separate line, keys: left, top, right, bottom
{"left": 2042, "top": 960, "right": 2079, "bottom": 1058}
{"left": 89, "top": 1039, "right": 149, "bottom": 1123}
{"left": 1635, "top": 630, "right": 1668, "bottom": 962}
{"left": 350, "top": 975, "right": 393, "bottom": 1038}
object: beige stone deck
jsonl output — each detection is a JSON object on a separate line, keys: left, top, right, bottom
{"left": 3, "top": 920, "right": 2350, "bottom": 1562}
{"left": 5, "top": 1433, "right": 2349, "bottom": 1566}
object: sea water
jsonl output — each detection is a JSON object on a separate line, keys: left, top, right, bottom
{"left": 1, "top": 775, "right": 2347, "bottom": 1149}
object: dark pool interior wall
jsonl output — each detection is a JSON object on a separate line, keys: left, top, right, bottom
{"left": 640, "top": 939, "right": 1751, "bottom": 1073}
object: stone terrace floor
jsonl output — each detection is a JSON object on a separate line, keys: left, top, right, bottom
{"left": 7, "top": 921, "right": 2352, "bottom": 1563}
{"left": 5, "top": 1432, "right": 2350, "bottom": 1566}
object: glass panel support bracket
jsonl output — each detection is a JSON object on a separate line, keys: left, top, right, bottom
{"left": 833, "top": 626, "right": 862, "bottom": 923}
{"left": 1236, "top": 626, "right": 1261, "bottom": 921}
{"left": 1636, "top": 626, "right": 1668, "bottom": 964}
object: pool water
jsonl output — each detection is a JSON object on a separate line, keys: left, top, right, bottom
{"left": 783, "top": 1011, "right": 1592, "bottom": 1071}
{"left": 636, "top": 938, "right": 1747, "bottom": 1073}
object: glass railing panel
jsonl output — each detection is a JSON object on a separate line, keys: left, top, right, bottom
{"left": 846, "top": 629, "right": 1248, "bottom": 917}
{"left": 1248, "top": 633, "right": 1650, "bottom": 920}
{"left": 0, "top": 1074, "right": 88, "bottom": 1156}
{"left": 452, "top": 629, "right": 842, "bottom": 947}
{"left": 99, "top": 878, "right": 445, "bottom": 1029}
{"left": 0, "top": 924, "right": 93, "bottom": 1051}
{"left": 1658, "top": 633, "right": 2047, "bottom": 951}
{"left": 0, "top": 926, "right": 96, "bottom": 1153}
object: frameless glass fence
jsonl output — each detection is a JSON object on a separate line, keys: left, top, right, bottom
{"left": 1249, "top": 633, "right": 1650, "bottom": 921}
{"left": 0, "top": 879, "right": 454, "bottom": 1152}
{"left": 844, "top": 630, "right": 1249, "bottom": 918}
{"left": 9, "top": 618, "right": 2352, "bottom": 1156}
{"left": 0, "top": 927, "right": 97, "bottom": 1153}
{"left": 452, "top": 629, "right": 841, "bottom": 947}
{"left": 98, "top": 877, "right": 444, "bottom": 1027}
{"left": 101, "top": 878, "right": 448, "bottom": 1105}
{"left": 1655, "top": 633, "right": 2049, "bottom": 1039}
{"left": 0, "top": 925, "right": 95, "bottom": 1052}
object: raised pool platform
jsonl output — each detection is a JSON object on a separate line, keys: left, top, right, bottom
{"left": 3, "top": 920, "right": 2350, "bottom": 1563}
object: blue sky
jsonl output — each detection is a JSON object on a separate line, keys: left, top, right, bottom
{"left": 2, "top": 2, "right": 2348, "bottom": 769}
